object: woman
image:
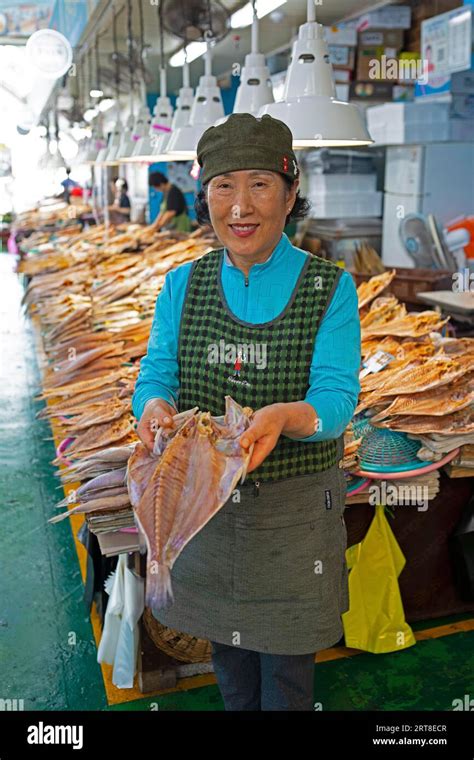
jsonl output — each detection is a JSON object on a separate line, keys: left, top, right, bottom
{"left": 148, "top": 171, "right": 192, "bottom": 233}
{"left": 108, "top": 178, "right": 131, "bottom": 224}
{"left": 132, "top": 113, "right": 361, "bottom": 711}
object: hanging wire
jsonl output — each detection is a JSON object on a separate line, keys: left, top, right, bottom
{"left": 88, "top": 45, "right": 93, "bottom": 104}
{"left": 112, "top": 3, "right": 120, "bottom": 100}
{"left": 126, "top": 0, "right": 134, "bottom": 97}
{"left": 138, "top": 0, "right": 144, "bottom": 61}
{"left": 94, "top": 34, "right": 100, "bottom": 94}
{"left": 138, "top": 0, "right": 145, "bottom": 97}
{"left": 158, "top": 0, "right": 164, "bottom": 73}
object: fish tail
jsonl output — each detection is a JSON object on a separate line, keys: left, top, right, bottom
{"left": 146, "top": 563, "right": 174, "bottom": 610}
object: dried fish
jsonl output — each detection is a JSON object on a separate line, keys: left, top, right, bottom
{"left": 374, "top": 408, "right": 474, "bottom": 436}
{"left": 127, "top": 397, "right": 253, "bottom": 609}
{"left": 357, "top": 270, "right": 396, "bottom": 309}
{"left": 372, "top": 374, "right": 474, "bottom": 420}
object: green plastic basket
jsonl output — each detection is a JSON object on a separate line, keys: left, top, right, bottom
{"left": 353, "top": 415, "right": 426, "bottom": 473}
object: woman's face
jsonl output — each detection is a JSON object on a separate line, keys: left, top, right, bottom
{"left": 207, "top": 169, "right": 298, "bottom": 259}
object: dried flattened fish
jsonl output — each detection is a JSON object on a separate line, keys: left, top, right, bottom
{"left": 127, "top": 397, "right": 253, "bottom": 610}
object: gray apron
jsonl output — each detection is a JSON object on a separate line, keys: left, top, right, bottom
{"left": 152, "top": 436, "right": 348, "bottom": 655}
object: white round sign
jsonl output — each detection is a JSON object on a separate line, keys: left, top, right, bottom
{"left": 26, "top": 29, "right": 73, "bottom": 80}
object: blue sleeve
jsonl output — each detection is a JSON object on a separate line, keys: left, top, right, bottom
{"left": 295, "top": 270, "right": 361, "bottom": 442}
{"left": 131, "top": 262, "right": 193, "bottom": 420}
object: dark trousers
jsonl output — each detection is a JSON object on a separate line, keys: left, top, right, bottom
{"left": 210, "top": 641, "right": 316, "bottom": 711}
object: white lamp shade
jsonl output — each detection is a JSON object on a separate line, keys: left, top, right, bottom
{"left": 103, "top": 122, "right": 122, "bottom": 165}
{"left": 166, "top": 74, "right": 224, "bottom": 159}
{"left": 233, "top": 53, "right": 274, "bottom": 114}
{"left": 84, "top": 128, "right": 106, "bottom": 163}
{"left": 258, "top": 21, "right": 372, "bottom": 147}
{"left": 171, "top": 86, "right": 194, "bottom": 130}
{"left": 116, "top": 114, "right": 135, "bottom": 160}
{"left": 122, "top": 106, "right": 152, "bottom": 162}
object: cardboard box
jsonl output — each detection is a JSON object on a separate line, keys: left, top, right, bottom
{"left": 398, "top": 52, "right": 423, "bottom": 83}
{"left": 347, "top": 6, "right": 411, "bottom": 30}
{"left": 324, "top": 26, "right": 357, "bottom": 46}
{"left": 333, "top": 68, "right": 352, "bottom": 83}
{"left": 350, "top": 81, "right": 394, "bottom": 101}
{"left": 356, "top": 47, "right": 398, "bottom": 81}
{"left": 358, "top": 29, "right": 405, "bottom": 50}
{"left": 328, "top": 45, "right": 355, "bottom": 69}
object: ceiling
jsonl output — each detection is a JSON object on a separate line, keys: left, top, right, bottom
{"left": 76, "top": 0, "right": 389, "bottom": 97}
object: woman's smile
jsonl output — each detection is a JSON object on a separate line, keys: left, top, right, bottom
{"left": 228, "top": 222, "right": 260, "bottom": 238}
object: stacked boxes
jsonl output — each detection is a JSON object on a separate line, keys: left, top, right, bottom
{"left": 324, "top": 26, "right": 357, "bottom": 102}
{"left": 307, "top": 173, "right": 382, "bottom": 219}
{"left": 347, "top": 6, "right": 415, "bottom": 103}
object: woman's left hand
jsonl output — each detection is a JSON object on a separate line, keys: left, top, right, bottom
{"left": 239, "top": 404, "right": 287, "bottom": 473}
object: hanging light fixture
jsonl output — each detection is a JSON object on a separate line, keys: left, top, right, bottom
{"left": 47, "top": 108, "right": 67, "bottom": 169}
{"left": 37, "top": 128, "right": 51, "bottom": 170}
{"left": 94, "top": 31, "right": 114, "bottom": 164}
{"left": 158, "top": 58, "right": 194, "bottom": 160}
{"left": 166, "top": 41, "right": 224, "bottom": 160}
{"left": 258, "top": 0, "right": 372, "bottom": 147}
{"left": 150, "top": 66, "right": 174, "bottom": 159}
{"left": 82, "top": 45, "right": 106, "bottom": 163}
{"left": 102, "top": 4, "right": 122, "bottom": 166}
{"left": 149, "top": 0, "right": 174, "bottom": 161}
{"left": 116, "top": 0, "right": 137, "bottom": 160}
{"left": 126, "top": 0, "right": 159, "bottom": 162}
{"left": 122, "top": 0, "right": 153, "bottom": 162}
{"left": 218, "top": 0, "right": 273, "bottom": 124}
{"left": 128, "top": 0, "right": 174, "bottom": 162}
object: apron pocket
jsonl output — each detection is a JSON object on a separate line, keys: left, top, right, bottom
{"left": 233, "top": 511, "right": 345, "bottom": 604}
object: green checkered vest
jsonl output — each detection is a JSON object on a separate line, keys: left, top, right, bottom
{"left": 178, "top": 249, "right": 342, "bottom": 482}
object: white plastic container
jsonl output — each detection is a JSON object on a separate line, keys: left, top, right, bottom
{"left": 367, "top": 102, "right": 451, "bottom": 144}
{"left": 308, "top": 190, "right": 382, "bottom": 219}
{"left": 308, "top": 173, "right": 377, "bottom": 194}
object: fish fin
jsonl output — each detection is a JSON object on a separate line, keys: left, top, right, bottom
{"left": 146, "top": 563, "right": 174, "bottom": 610}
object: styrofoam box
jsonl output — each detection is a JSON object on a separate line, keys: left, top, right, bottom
{"left": 308, "top": 191, "right": 382, "bottom": 219}
{"left": 308, "top": 174, "right": 377, "bottom": 193}
{"left": 367, "top": 102, "right": 451, "bottom": 144}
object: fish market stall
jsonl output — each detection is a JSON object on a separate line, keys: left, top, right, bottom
{"left": 17, "top": 213, "right": 474, "bottom": 689}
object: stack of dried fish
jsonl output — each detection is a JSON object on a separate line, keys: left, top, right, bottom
{"left": 356, "top": 272, "right": 474, "bottom": 459}
{"left": 352, "top": 242, "right": 385, "bottom": 275}
{"left": 17, "top": 222, "right": 217, "bottom": 546}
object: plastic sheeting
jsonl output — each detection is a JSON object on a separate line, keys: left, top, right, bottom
{"left": 97, "top": 554, "right": 144, "bottom": 688}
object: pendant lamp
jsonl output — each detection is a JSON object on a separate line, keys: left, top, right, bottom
{"left": 258, "top": 0, "right": 372, "bottom": 147}
{"left": 165, "top": 43, "right": 224, "bottom": 160}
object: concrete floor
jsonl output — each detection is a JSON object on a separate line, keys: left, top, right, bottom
{"left": 1, "top": 252, "right": 473, "bottom": 712}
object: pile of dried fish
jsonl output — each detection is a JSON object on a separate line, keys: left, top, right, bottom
{"left": 18, "top": 222, "right": 217, "bottom": 544}
{"left": 356, "top": 274, "right": 474, "bottom": 444}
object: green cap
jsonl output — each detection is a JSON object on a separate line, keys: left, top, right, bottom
{"left": 196, "top": 113, "right": 299, "bottom": 185}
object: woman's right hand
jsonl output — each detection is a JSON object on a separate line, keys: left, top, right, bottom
{"left": 136, "top": 398, "right": 177, "bottom": 451}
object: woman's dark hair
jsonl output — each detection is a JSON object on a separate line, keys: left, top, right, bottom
{"left": 194, "top": 174, "right": 311, "bottom": 227}
{"left": 118, "top": 178, "right": 128, "bottom": 191}
{"left": 149, "top": 171, "right": 168, "bottom": 188}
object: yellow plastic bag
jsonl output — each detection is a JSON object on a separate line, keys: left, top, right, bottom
{"left": 342, "top": 504, "right": 416, "bottom": 654}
